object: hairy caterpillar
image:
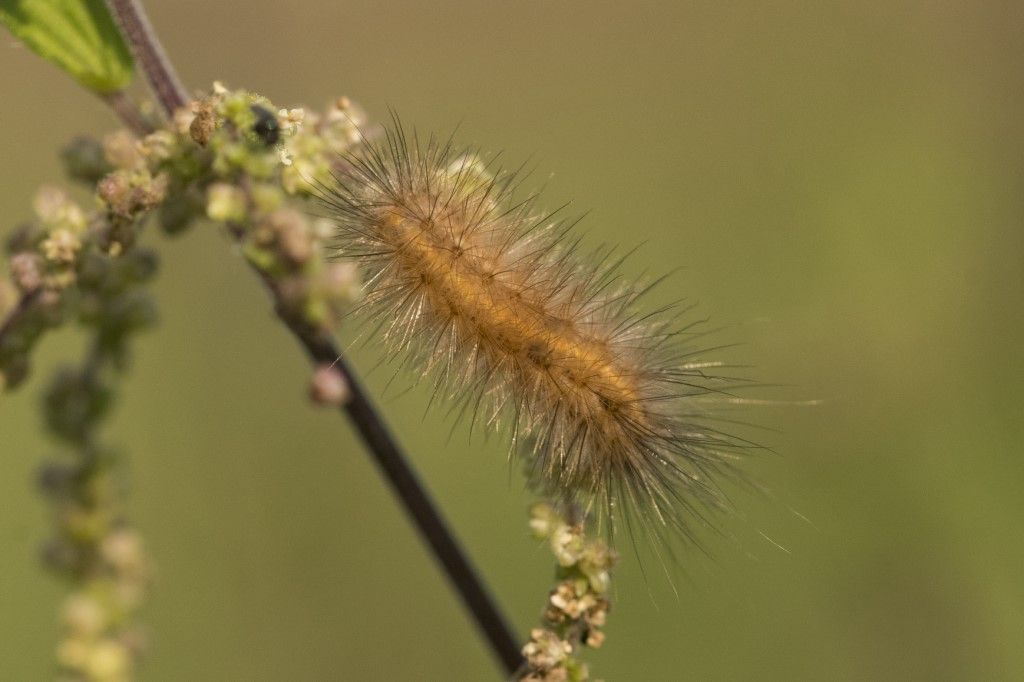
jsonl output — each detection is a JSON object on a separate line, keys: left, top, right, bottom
{"left": 320, "top": 123, "right": 754, "bottom": 543}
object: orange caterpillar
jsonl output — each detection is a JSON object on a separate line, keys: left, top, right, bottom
{"left": 321, "top": 124, "right": 752, "bottom": 542}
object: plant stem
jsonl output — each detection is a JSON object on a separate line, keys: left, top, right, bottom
{"left": 0, "top": 290, "right": 40, "bottom": 341}
{"left": 266, "top": 284, "right": 525, "bottom": 676}
{"left": 102, "top": 1, "right": 524, "bottom": 674}
{"left": 100, "top": 90, "right": 152, "bottom": 136}
{"left": 105, "top": 0, "right": 189, "bottom": 113}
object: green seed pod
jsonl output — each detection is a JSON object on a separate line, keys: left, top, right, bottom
{"left": 61, "top": 136, "right": 112, "bottom": 184}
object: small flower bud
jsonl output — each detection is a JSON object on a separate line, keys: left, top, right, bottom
{"left": 585, "top": 599, "right": 608, "bottom": 628}
{"left": 309, "top": 364, "right": 349, "bottom": 406}
{"left": 10, "top": 252, "right": 43, "bottom": 293}
{"left": 56, "top": 637, "right": 91, "bottom": 670}
{"left": 137, "top": 172, "right": 169, "bottom": 211}
{"left": 97, "top": 172, "right": 131, "bottom": 212}
{"left": 100, "top": 529, "right": 145, "bottom": 574}
{"left": 33, "top": 186, "right": 86, "bottom": 233}
{"left": 206, "top": 183, "right": 247, "bottom": 224}
{"left": 278, "top": 107, "right": 304, "bottom": 134}
{"left": 189, "top": 99, "right": 217, "bottom": 146}
{"left": 85, "top": 639, "right": 131, "bottom": 680}
{"left": 264, "top": 208, "right": 312, "bottom": 266}
{"left": 579, "top": 540, "right": 615, "bottom": 593}
{"left": 583, "top": 629, "right": 605, "bottom": 648}
{"left": 522, "top": 629, "right": 571, "bottom": 671}
{"left": 41, "top": 229, "right": 82, "bottom": 264}
{"left": 529, "top": 502, "right": 560, "bottom": 539}
{"left": 172, "top": 106, "right": 196, "bottom": 136}
{"left": 139, "top": 130, "right": 176, "bottom": 164}
{"left": 61, "top": 594, "right": 106, "bottom": 637}
{"left": 44, "top": 367, "right": 111, "bottom": 444}
{"left": 34, "top": 186, "right": 69, "bottom": 223}
{"left": 98, "top": 170, "right": 167, "bottom": 219}
{"left": 103, "top": 130, "right": 143, "bottom": 170}
{"left": 37, "top": 462, "right": 77, "bottom": 496}
{"left": 61, "top": 136, "right": 111, "bottom": 184}
{"left": 249, "top": 183, "right": 285, "bottom": 214}
{"left": 158, "top": 188, "right": 203, "bottom": 236}
{"left": 550, "top": 523, "right": 584, "bottom": 567}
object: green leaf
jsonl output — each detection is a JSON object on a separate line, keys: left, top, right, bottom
{"left": 0, "top": 0, "right": 133, "bottom": 94}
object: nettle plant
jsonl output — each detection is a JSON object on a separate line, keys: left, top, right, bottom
{"left": 0, "top": 2, "right": 764, "bottom": 680}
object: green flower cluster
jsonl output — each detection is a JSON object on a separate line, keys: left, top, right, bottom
{"left": 1, "top": 80, "right": 368, "bottom": 403}
{"left": 183, "top": 84, "right": 363, "bottom": 329}
{"left": 0, "top": 137, "right": 164, "bottom": 392}
{"left": 0, "top": 83, "right": 367, "bottom": 679}
{"left": 12, "top": 185, "right": 158, "bottom": 681}
{"left": 9, "top": 134, "right": 164, "bottom": 682}
{"left": 523, "top": 503, "right": 618, "bottom": 682}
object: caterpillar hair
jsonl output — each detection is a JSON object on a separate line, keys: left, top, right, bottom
{"left": 318, "top": 120, "right": 757, "bottom": 546}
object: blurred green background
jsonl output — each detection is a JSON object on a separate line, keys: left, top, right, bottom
{"left": 2, "top": 1, "right": 1023, "bottom": 680}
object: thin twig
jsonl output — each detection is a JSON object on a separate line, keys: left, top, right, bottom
{"left": 266, "top": 281, "right": 525, "bottom": 675}
{"left": 101, "top": 1, "right": 524, "bottom": 675}
{"left": 100, "top": 91, "right": 152, "bottom": 136}
{"left": 0, "top": 290, "right": 41, "bottom": 341}
{"left": 105, "top": 0, "right": 189, "bottom": 113}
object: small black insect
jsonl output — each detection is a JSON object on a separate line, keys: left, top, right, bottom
{"left": 250, "top": 104, "right": 280, "bottom": 145}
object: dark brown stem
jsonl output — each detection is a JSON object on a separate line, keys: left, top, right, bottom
{"left": 265, "top": 281, "right": 525, "bottom": 675}
{"left": 0, "top": 290, "right": 41, "bottom": 340}
{"left": 104, "top": 0, "right": 189, "bottom": 113}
